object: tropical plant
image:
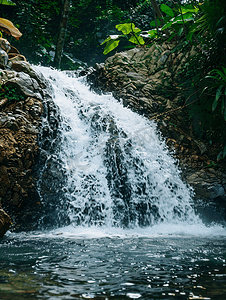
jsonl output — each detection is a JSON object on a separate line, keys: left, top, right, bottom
{"left": 0, "top": 0, "right": 15, "bottom": 6}
{"left": 205, "top": 66, "right": 226, "bottom": 121}
{"left": 101, "top": 2, "right": 200, "bottom": 55}
{"left": 101, "top": 22, "right": 145, "bottom": 55}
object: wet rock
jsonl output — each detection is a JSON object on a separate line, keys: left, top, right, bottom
{"left": 0, "top": 59, "right": 65, "bottom": 231}
{"left": 6, "top": 71, "right": 42, "bottom": 100}
{"left": 0, "top": 208, "right": 12, "bottom": 238}
{"left": 87, "top": 42, "right": 226, "bottom": 222}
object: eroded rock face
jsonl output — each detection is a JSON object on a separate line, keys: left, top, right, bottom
{"left": 87, "top": 42, "right": 185, "bottom": 116}
{"left": 87, "top": 43, "right": 226, "bottom": 224}
{"left": 0, "top": 61, "right": 67, "bottom": 235}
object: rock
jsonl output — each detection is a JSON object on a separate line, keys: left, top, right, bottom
{"left": 0, "top": 208, "right": 12, "bottom": 238}
{"left": 6, "top": 71, "right": 42, "bottom": 100}
{"left": 11, "top": 60, "right": 31, "bottom": 73}
{"left": 87, "top": 42, "right": 226, "bottom": 223}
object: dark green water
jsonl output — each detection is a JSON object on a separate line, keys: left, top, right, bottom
{"left": 1, "top": 227, "right": 226, "bottom": 300}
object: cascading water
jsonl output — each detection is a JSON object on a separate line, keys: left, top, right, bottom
{"left": 34, "top": 66, "right": 199, "bottom": 229}
{"left": 1, "top": 66, "right": 226, "bottom": 300}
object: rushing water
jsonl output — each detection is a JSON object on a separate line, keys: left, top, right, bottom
{"left": 1, "top": 66, "right": 226, "bottom": 299}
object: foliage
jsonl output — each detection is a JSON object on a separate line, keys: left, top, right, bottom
{"left": 0, "top": 0, "right": 158, "bottom": 66}
{"left": 0, "top": 84, "right": 25, "bottom": 103}
{"left": 7, "top": 0, "right": 61, "bottom": 65}
{"left": 101, "top": 2, "right": 200, "bottom": 55}
{"left": 0, "top": 0, "right": 15, "bottom": 6}
{"left": 101, "top": 22, "right": 145, "bottom": 55}
{"left": 205, "top": 66, "right": 226, "bottom": 121}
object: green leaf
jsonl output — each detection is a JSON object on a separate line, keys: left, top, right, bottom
{"left": 186, "top": 29, "right": 195, "bottom": 41}
{"left": 178, "top": 27, "right": 184, "bottom": 36}
{"left": 161, "top": 21, "right": 173, "bottom": 31}
{"left": 150, "top": 19, "right": 161, "bottom": 27}
{"left": 181, "top": 6, "right": 199, "bottom": 14}
{"left": 167, "top": 31, "right": 177, "bottom": 42}
{"left": 101, "top": 35, "right": 120, "bottom": 45}
{"left": 222, "top": 66, "right": 226, "bottom": 76}
{"left": 210, "top": 69, "right": 226, "bottom": 83}
{"left": 161, "top": 4, "right": 174, "bottom": 17}
{"left": 129, "top": 35, "right": 145, "bottom": 45}
{"left": 116, "top": 23, "right": 135, "bottom": 35}
{"left": 172, "top": 12, "right": 194, "bottom": 25}
{"left": 223, "top": 145, "right": 226, "bottom": 158}
{"left": 133, "top": 28, "right": 141, "bottom": 34}
{"left": 148, "top": 29, "right": 158, "bottom": 38}
{"left": 103, "top": 39, "right": 120, "bottom": 55}
{"left": 212, "top": 97, "right": 218, "bottom": 111}
{"left": 0, "top": 0, "right": 15, "bottom": 5}
{"left": 101, "top": 36, "right": 112, "bottom": 45}
{"left": 216, "top": 85, "right": 223, "bottom": 101}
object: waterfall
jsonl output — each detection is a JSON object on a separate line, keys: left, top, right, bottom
{"left": 35, "top": 66, "right": 200, "bottom": 229}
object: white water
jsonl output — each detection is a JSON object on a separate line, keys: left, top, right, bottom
{"left": 34, "top": 66, "right": 225, "bottom": 236}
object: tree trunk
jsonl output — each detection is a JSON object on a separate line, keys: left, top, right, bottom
{"left": 150, "top": 0, "right": 169, "bottom": 37}
{"left": 54, "top": 0, "right": 71, "bottom": 69}
{"left": 150, "top": 0, "right": 164, "bottom": 26}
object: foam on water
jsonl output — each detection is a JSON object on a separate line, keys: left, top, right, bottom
{"left": 33, "top": 66, "right": 225, "bottom": 235}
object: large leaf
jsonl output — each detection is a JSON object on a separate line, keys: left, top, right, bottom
{"left": 181, "top": 6, "right": 199, "bottom": 14}
{"left": 161, "top": 20, "right": 173, "bottom": 31}
{"left": 0, "top": 18, "right": 22, "bottom": 40}
{"left": 116, "top": 23, "right": 135, "bottom": 35}
{"left": 133, "top": 28, "right": 142, "bottom": 34}
{"left": 150, "top": 19, "right": 161, "bottom": 27}
{"left": 103, "top": 39, "right": 120, "bottom": 55}
{"left": 101, "top": 35, "right": 119, "bottom": 45}
{"left": 0, "top": 0, "right": 15, "bottom": 5}
{"left": 162, "top": 12, "right": 194, "bottom": 31}
{"left": 129, "top": 35, "right": 145, "bottom": 45}
{"left": 172, "top": 12, "right": 194, "bottom": 25}
{"left": 161, "top": 4, "right": 174, "bottom": 17}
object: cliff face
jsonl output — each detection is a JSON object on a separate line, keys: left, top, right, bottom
{"left": 0, "top": 61, "right": 54, "bottom": 235}
{"left": 87, "top": 43, "right": 226, "bottom": 224}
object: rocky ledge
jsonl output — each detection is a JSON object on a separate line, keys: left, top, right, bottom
{"left": 0, "top": 60, "right": 62, "bottom": 236}
{"left": 87, "top": 42, "right": 226, "bottom": 224}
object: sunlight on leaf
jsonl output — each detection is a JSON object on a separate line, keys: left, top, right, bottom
{"left": 148, "top": 29, "right": 158, "bottom": 38}
{"left": 129, "top": 35, "right": 145, "bottom": 45}
{"left": 116, "top": 23, "right": 135, "bottom": 35}
{"left": 103, "top": 39, "right": 120, "bottom": 55}
{"left": 0, "top": 0, "right": 15, "bottom": 6}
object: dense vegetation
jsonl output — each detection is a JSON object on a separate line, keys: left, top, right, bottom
{"left": 1, "top": 0, "right": 155, "bottom": 67}
{"left": 0, "top": 0, "right": 225, "bottom": 161}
